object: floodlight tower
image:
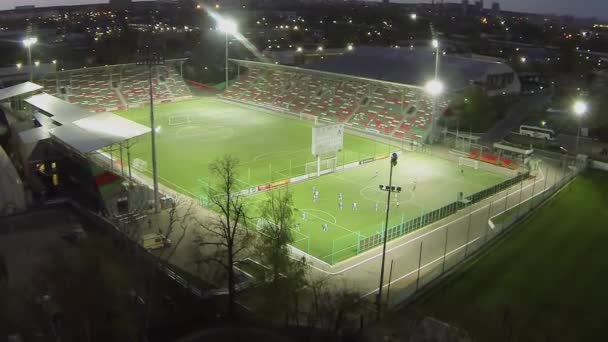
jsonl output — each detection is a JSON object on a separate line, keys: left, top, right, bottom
{"left": 425, "top": 79, "right": 444, "bottom": 141}
{"left": 22, "top": 37, "right": 38, "bottom": 81}
{"left": 217, "top": 17, "right": 237, "bottom": 90}
{"left": 137, "top": 47, "right": 165, "bottom": 213}
{"left": 431, "top": 39, "right": 440, "bottom": 79}
{"left": 573, "top": 100, "right": 588, "bottom": 153}
{"left": 376, "top": 152, "right": 402, "bottom": 320}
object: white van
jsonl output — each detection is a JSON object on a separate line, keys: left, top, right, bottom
{"left": 140, "top": 233, "right": 169, "bottom": 250}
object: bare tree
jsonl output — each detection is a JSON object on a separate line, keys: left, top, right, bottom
{"left": 195, "top": 155, "right": 251, "bottom": 318}
{"left": 159, "top": 195, "right": 195, "bottom": 262}
{"left": 257, "top": 189, "right": 295, "bottom": 284}
{"left": 255, "top": 189, "right": 310, "bottom": 323}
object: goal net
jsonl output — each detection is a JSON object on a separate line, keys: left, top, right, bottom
{"left": 168, "top": 114, "right": 192, "bottom": 126}
{"left": 132, "top": 158, "right": 148, "bottom": 172}
{"left": 305, "top": 157, "right": 337, "bottom": 177}
{"left": 299, "top": 112, "right": 318, "bottom": 126}
{"left": 459, "top": 157, "right": 479, "bottom": 170}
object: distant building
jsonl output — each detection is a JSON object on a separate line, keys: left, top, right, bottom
{"left": 474, "top": 0, "right": 483, "bottom": 11}
{"left": 15, "top": 5, "right": 36, "bottom": 10}
{"left": 110, "top": 0, "right": 132, "bottom": 10}
{"left": 491, "top": 2, "right": 500, "bottom": 14}
{"left": 461, "top": 0, "right": 469, "bottom": 15}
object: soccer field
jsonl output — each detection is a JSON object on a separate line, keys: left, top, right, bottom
{"left": 117, "top": 97, "right": 509, "bottom": 264}
{"left": 116, "top": 97, "right": 394, "bottom": 196}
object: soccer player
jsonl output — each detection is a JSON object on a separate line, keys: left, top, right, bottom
{"left": 460, "top": 168, "right": 465, "bottom": 176}
{"left": 323, "top": 223, "right": 329, "bottom": 232}
{"left": 396, "top": 201, "right": 400, "bottom": 208}
{"left": 339, "top": 200, "right": 344, "bottom": 210}
{"left": 295, "top": 223, "right": 301, "bottom": 231}
{"left": 394, "top": 192, "right": 399, "bottom": 201}
{"left": 302, "top": 211, "right": 307, "bottom": 221}
{"left": 375, "top": 170, "right": 379, "bottom": 178}
{"left": 352, "top": 202, "right": 358, "bottom": 211}
{"left": 338, "top": 192, "right": 343, "bottom": 201}
{"left": 315, "top": 190, "right": 319, "bottom": 200}
{"left": 375, "top": 202, "right": 379, "bottom": 212}
{"left": 312, "top": 185, "right": 317, "bottom": 193}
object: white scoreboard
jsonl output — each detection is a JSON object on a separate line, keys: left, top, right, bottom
{"left": 312, "top": 124, "right": 344, "bottom": 156}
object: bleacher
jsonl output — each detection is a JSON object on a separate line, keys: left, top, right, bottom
{"left": 35, "top": 61, "right": 192, "bottom": 112}
{"left": 219, "top": 63, "right": 446, "bottom": 143}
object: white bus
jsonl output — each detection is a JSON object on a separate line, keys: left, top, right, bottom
{"left": 519, "top": 125, "right": 556, "bottom": 140}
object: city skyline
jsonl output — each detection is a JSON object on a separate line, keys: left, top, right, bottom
{"left": 0, "top": 0, "right": 606, "bottom": 20}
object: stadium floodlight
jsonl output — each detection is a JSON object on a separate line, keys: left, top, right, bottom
{"left": 573, "top": 100, "right": 588, "bottom": 152}
{"left": 520, "top": 56, "right": 527, "bottom": 63}
{"left": 573, "top": 100, "right": 587, "bottom": 117}
{"left": 52, "top": 59, "right": 57, "bottom": 65}
{"left": 137, "top": 46, "right": 165, "bottom": 213}
{"left": 22, "top": 37, "right": 38, "bottom": 81}
{"left": 410, "top": 13, "right": 417, "bottom": 20}
{"left": 347, "top": 43, "right": 354, "bottom": 51}
{"left": 425, "top": 79, "right": 444, "bottom": 97}
{"left": 376, "top": 151, "right": 401, "bottom": 321}
{"left": 296, "top": 46, "right": 303, "bottom": 52}
{"left": 431, "top": 39, "right": 439, "bottom": 49}
{"left": 317, "top": 46, "right": 323, "bottom": 52}
{"left": 16, "top": 63, "right": 22, "bottom": 69}
{"left": 216, "top": 17, "right": 237, "bottom": 89}
{"left": 34, "top": 61, "right": 40, "bottom": 67}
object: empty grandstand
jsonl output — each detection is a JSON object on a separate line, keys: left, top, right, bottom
{"left": 220, "top": 60, "right": 449, "bottom": 144}
{"left": 37, "top": 59, "right": 192, "bottom": 112}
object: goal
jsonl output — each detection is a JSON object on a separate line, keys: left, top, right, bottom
{"left": 305, "top": 157, "right": 337, "bottom": 177}
{"left": 299, "top": 112, "right": 318, "bottom": 126}
{"left": 132, "top": 158, "right": 148, "bottom": 172}
{"left": 459, "top": 157, "right": 479, "bottom": 170}
{"left": 168, "top": 114, "right": 192, "bottom": 126}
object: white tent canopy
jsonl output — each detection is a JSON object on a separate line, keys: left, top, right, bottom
{"left": 0, "top": 82, "right": 42, "bottom": 102}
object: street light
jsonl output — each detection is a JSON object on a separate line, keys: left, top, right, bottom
{"left": 573, "top": 100, "right": 588, "bottom": 153}
{"left": 217, "top": 17, "right": 237, "bottom": 90}
{"left": 431, "top": 39, "right": 440, "bottom": 79}
{"left": 22, "top": 37, "right": 38, "bottom": 81}
{"left": 376, "top": 152, "right": 401, "bottom": 320}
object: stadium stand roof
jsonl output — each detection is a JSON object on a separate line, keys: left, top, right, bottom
{"left": 25, "top": 93, "right": 95, "bottom": 124}
{"left": 230, "top": 58, "right": 424, "bottom": 90}
{"left": 0, "top": 82, "right": 42, "bottom": 102}
{"left": 18, "top": 88, "right": 151, "bottom": 155}
{"left": 49, "top": 112, "right": 151, "bottom": 154}
{"left": 303, "top": 46, "right": 513, "bottom": 92}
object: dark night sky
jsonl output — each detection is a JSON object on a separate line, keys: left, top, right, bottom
{"left": 0, "top": 0, "right": 607, "bottom": 20}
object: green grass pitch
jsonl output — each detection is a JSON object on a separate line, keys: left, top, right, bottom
{"left": 412, "top": 171, "right": 608, "bottom": 341}
{"left": 117, "top": 97, "right": 508, "bottom": 264}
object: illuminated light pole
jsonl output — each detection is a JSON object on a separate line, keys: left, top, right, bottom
{"left": 22, "top": 37, "right": 38, "bottom": 81}
{"left": 573, "top": 100, "right": 588, "bottom": 153}
{"left": 431, "top": 39, "right": 440, "bottom": 79}
{"left": 217, "top": 17, "right": 237, "bottom": 90}
{"left": 376, "top": 152, "right": 402, "bottom": 320}
{"left": 137, "top": 47, "right": 165, "bottom": 213}
{"left": 425, "top": 79, "right": 444, "bottom": 142}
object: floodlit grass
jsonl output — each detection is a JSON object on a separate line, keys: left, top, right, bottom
{"left": 248, "top": 154, "right": 506, "bottom": 264}
{"left": 117, "top": 97, "right": 507, "bottom": 263}
{"left": 116, "top": 97, "right": 394, "bottom": 196}
{"left": 413, "top": 171, "right": 608, "bottom": 341}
